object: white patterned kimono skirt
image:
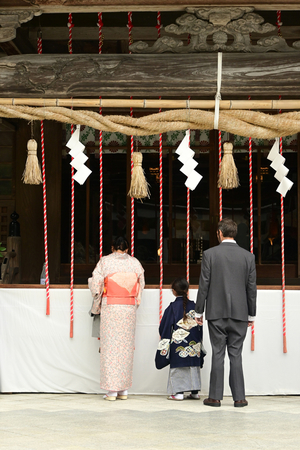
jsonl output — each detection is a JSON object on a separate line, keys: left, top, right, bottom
{"left": 100, "top": 297, "right": 136, "bottom": 392}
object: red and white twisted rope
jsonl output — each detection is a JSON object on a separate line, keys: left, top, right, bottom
{"left": 130, "top": 128, "right": 134, "bottom": 256}
{"left": 98, "top": 12, "right": 103, "bottom": 258}
{"left": 186, "top": 127, "right": 191, "bottom": 283}
{"left": 156, "top": 11, "right": 162, "bottom": 38}
{"left": 276, "top": 10, "right": 282, "bottom": 37}
{"left": 37, "top": 34, "right": 42, "bottom": 55}
{"left": 128, "top": 12, "right": 135, "bottom": 255}
{"left": 68, "top": 13, "right": 75, "bottom": 337}
{"left": 157, "top": 11, "right": 163, "bottom": 320}
{"left": 68, "top": 13, "right": 74, "bottom": 54}
{"left": 278, "top": 90, "right": 287, "bottom": 353}
{"left": 98, "top": 12, "right": 103, "bottom": 54}
{"left": 159, "top": 99, "right": 163, "bottom": 321}
{"left": 128, "top": 12, "right": 133, "bottom": 49}
{"left": 277, "top": 8, "right": 287, "bottom": 351}
{"left": 248, "top": 96, "right": 255, "bottom": 350}
{"left": 41, "top": 117, "right": 50, "bottom": 316}
{"left": 37, "top": 33, "right": 50, "bottom": 315}
{"left": 218, "top": 130, "right": 222, "bottom": 220}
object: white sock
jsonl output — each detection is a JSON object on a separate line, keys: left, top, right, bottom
{"left": 191, "top": 393, "right": 200, "bottom": 399}
{"left": 107, "top": 391, "right": 117, "bottom": 397}
{"left": 172, "top": 393, "right": 184, "bottom": 400}
{"left": 118, "top": 390, "right": 128, "bottom": 396}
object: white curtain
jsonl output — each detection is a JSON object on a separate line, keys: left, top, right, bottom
{"left": 0, "top": 288, "right": 299, "bottom": 395}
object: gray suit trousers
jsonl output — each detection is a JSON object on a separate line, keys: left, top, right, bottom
{"left": 208, "top": 318, "right": 248, "bottom": 401}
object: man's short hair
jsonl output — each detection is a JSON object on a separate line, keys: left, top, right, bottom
{"left": 217, "top": 218, "right": 238, "bottom": 238}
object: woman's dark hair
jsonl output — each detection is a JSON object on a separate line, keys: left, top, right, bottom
{"left": 217, "top": 218, "right": 238, "bottom": 238}
{"left": 112, "top": 236, "right": 129, "bottom": 252}
{"left": 171, "top": 278, "right": 189, "bottom": 322}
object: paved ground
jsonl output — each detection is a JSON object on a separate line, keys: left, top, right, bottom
{"left": 0, "top": 393, "right": 300, "bottom": 449}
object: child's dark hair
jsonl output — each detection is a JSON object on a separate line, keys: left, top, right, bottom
{"left": 171, "top": 278, "right": 189, "bottom": 322}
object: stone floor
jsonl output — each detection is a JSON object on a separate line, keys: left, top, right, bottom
{"left": 0, "top": 393, "right": 299, "bottom": 450}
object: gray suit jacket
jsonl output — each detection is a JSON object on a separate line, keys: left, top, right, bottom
{"left": 195, "top": 242, "right": 257, "bottom": 321}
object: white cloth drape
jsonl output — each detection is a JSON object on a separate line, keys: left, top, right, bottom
{"left": 0, "top": 288, "right": 300, "bottom": 394}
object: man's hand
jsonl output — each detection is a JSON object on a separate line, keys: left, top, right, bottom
{"left": 248, "top": 320, "right": 254, "bottom": 327}
{"left": 195, "top": 316, "right": 203, "bottom": 326}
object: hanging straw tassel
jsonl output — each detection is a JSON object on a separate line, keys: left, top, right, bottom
{"left": 22, "top": 139, "right": 42, "bottom": 185}
{"left": 218, "top": 141, "right": 239, "bottom": 189}
{"left": 128, "top": 152, "right": 150, "bottom": 200}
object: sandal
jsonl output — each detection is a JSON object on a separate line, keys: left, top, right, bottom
{"left": 167, "top": 395, "right": 184, "bottom": 401}
{"left": 103, "top": 394, "right": 116, "bottom": 401}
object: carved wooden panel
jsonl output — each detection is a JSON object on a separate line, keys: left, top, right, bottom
{"left": 1, "top": 53, "right": 300, "bottom": 97}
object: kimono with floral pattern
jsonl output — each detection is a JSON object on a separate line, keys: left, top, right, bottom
{"left": 157, "top": 297, "right": 205, "bottom": 369}
{"left": 88, "top": 251, "right": 145, "bottom": 391}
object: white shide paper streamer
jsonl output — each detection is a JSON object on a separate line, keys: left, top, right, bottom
{"left": 267, "top": 137, "right": 293, "bottom": 197}
{"left": 174, "top": 130, "right": 202, "bottom": 191}
{"left": 67, "top": 124, "right": 91, "bottom": 185}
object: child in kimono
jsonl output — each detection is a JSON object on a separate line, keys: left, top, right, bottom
{"left": 156, "top": 277, "right": 205, "bottom": 400}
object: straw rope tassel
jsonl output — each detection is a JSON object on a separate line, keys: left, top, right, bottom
{"left": 127, "top": 14, "right": 150, "bottom": 200}
{"left": 128, "top": 152, "right": 150, "bottom": 200}
{"left": 22, "top": 136, "right": 42, "bottom": 185}
{"left": 98, "top": 12, "right": 103, "bottom": 258}
{"left": 218, "top": 141, "right": 239, "bottom": 190}
{"left": 68, "top": 12, "right": 75, "bottom": 338}
{"left": 38, "top": 33, "right": 50, "bottom": 315}
{"left": 218, "top": 131, "right": 222, "bottom": 220}
{"left": 22, "top": 48, "right": 42, "bottom": 187}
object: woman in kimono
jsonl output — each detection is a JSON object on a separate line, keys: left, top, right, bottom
{"left": 89, "top": 236, "right": 145, "bottom": 401}
{"left": 156, "top": 278, "right": 205, "bottom": 401}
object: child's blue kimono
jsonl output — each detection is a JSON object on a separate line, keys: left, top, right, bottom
{"left": 155, "top": 296, "right": 205, "bottom": 370}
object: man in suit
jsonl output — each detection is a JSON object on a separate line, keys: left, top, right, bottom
{"left": 195, "top": 218, "right": 257, "bottom": 407}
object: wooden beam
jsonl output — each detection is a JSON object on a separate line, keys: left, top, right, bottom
{"left": 26, "top": 26, "right": 300, "bottom": 43}
{"left": 0, "top": 41, "right": 21, "bottom": 56}
{"left": 28, "top": 27, "right": 169, "bottom": 42}
{"left": 1, "top": 53, "right": 300, "bottom": 98}
{"left": 2, "top": 3, "right": 300, "bottom": 12}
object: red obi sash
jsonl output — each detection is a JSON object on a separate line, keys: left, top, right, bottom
{"left": 103, "top": 272, "right": 139, "bottom": 305}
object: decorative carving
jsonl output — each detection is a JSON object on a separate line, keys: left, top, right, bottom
{"left": 0, "top": 10, "right": 42, "bottom": 43}
{"left": 1, "top": 53, "right": 300, "bottom": 98}
{"left": 130, "top": 7, "right": 300, "bottom": 53}
{"left": 0, "top": 55, "right": 121, "bottom": 96}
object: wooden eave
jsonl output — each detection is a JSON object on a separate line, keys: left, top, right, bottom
{"left": 2, "top": 2, "right": 300, "bottom": 12}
